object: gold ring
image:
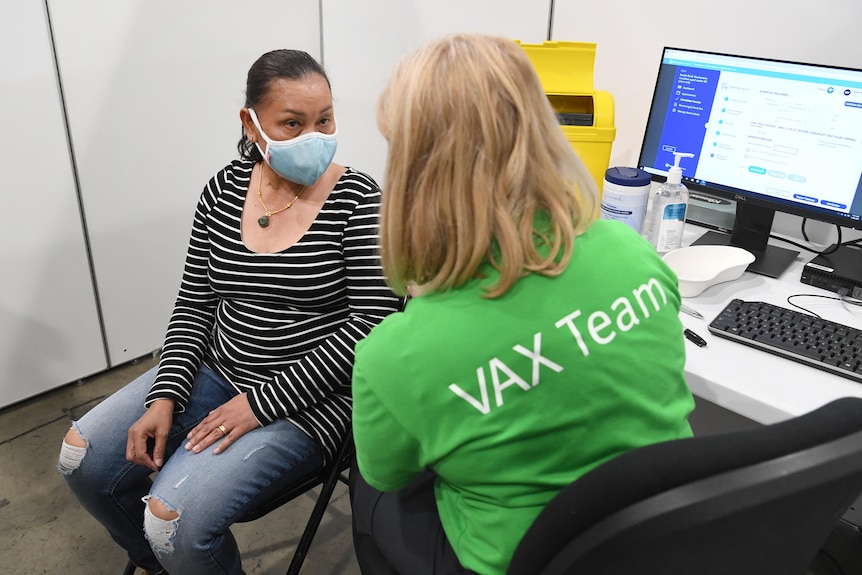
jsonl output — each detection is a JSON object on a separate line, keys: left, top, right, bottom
{"left": 218, "top": 424, "right": 228, "bottom": 436}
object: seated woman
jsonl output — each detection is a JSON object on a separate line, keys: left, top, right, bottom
{"left": 350, "top": 33, "right": 695, "bottom": 575}
{"left": 58, "top": 49, "right": 403, "bottom": 575}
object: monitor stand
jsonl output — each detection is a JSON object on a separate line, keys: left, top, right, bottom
{"left": 690, "top": 203, "right": 799, "bottom": 279}
{"left": 692, "top": 231, "right": 798, "bottom": 278}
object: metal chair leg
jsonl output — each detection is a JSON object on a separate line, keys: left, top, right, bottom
{"left": 285, "top": 430, "right": 354, "bottom": 575}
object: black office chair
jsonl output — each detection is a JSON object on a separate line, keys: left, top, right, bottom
{"left": 123, "top": 429, "right": 354, "bottom": 575}
{"left": 507, "top": 397, "right": 862, "bottom": 575}
{"left": 353, "top": 398, "right": 862, "bottom": 575}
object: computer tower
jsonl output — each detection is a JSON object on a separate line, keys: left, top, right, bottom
{"left": 800, "top": 243, "right": 862, "bottom": 298}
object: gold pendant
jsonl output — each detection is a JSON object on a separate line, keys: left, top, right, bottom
{"left": 258, "top": 215, "right": 270, "bottom": 228}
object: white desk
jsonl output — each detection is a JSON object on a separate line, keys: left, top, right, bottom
{"left": 679, "top": 225, "right": 862, "bottom": 426}
{"left": 678, "top": 225, "right": 862, "bottom": 540}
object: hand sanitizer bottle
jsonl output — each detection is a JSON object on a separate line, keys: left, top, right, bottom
{"left": 643, "top": 152, "right": 694, "bottom": 254}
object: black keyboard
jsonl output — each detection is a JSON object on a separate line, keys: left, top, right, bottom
{"left": 708, "top": 299, "right": 862, "bottom": 383}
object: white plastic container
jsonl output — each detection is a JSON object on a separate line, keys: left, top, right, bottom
{"left": 662, "top": 245, "right": 756, "bottom": 296}
{"left": 599, "top": 167, "right": 652, "bottom": 234}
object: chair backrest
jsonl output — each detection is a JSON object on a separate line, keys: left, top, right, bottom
{"left": 507, "top": 397, "right": 862, "bottom": 575}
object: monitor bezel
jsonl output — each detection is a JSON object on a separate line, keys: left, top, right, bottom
{"left": 636, "top": 46, "right": 862, "bottom": 235}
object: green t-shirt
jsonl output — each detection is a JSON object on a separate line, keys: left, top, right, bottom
{"left": 352, "top": 219, "right": 695, "bottom": 575}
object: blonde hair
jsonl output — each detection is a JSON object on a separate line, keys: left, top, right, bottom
{"left": 377, "top": 33, "right": 599, "bottom": 298}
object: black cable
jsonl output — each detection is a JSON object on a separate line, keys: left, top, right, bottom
{"left": 787, "top": 291, "right": 862, "bottom": 317}
{"left": 839, "top": 293, "right": 862, "bottom": 309}
{"left": 729, "top": 211, "right": 845, "bottom": 255}
{"left": 812, "top": 548, "right": 847, "bottom": 575}
{"left": 842, "top": 298, "right": 862, "bottom": 309}
{"left": 786, "top": 293, "right": 845, "bottom": 318}
{"left": 768, "top": 218, "right": 843, "bottom": 255}
{"left": 802, "top": 218, "right": 812, "bottom": 242}
{"left": 725, "top": 206, "right": 861, "bottom": 254}
{"left": 771, "top": 232, "right": 842, "bottom": 255}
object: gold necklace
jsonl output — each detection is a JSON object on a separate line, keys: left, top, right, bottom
{"left": 256, "top": 168, "right": 305, "bottom": 228}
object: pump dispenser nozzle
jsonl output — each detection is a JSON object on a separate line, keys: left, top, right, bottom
{"left": 667, "top": 152, "right": 694, "bottom": 184}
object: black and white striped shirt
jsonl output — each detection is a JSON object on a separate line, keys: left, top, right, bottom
{"left": 146, "top": 159, "right": 403, "bottom": 461}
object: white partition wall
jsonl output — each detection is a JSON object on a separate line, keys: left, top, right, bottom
{"left": 47, "top": 0, "right": 322, "bottom": 366}
{"left": 0, "top": 2, "right": 106, "bottom": 407}
{"left": 322, "top": 0, "right": 553, "bottom": 183}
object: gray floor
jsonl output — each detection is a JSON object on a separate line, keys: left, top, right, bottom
{"left": 0, "top": 355, "right": 361, "bottom": 575}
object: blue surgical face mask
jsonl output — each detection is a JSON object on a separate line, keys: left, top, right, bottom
{"left": 248, "top": 108, "right": 337, "bottom": 187}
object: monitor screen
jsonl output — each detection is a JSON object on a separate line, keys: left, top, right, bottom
{"left": 637, "top": 47, "right": 862, "bottom": 277}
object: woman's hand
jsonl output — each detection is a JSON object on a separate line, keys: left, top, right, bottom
{"left": 185, "top": 393, "right": 261, "bottom": 455}
{"left": 126, "top": 399, "right": 175, "bottom": 472}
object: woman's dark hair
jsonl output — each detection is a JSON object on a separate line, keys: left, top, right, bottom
{"left": 237, "top": 49, "right": 331, "bottom": 162}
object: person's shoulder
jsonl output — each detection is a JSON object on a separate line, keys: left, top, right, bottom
{"left": 218, "top": 159, "right": 255, "bottom": 184}
{"left": 335, "top": 168, "right": 381, "bottom": 198}
{"left": 584, "top": 218, "right": 640, "bottom": 239}
{"left": 203, "top": 159, "right": 253, "bottom": 191}
{"left": 199, "top": 159, "right": 252, "bottom": 203}
{"left": 356, "top": 310, "right": 410, "bottom": 364}
{"left": 580, "top": 219, "right": 654, "bottom": 252}
{"left": 574, "top": 219, "right": 676, "bottom": 273}
{"left": 576, "top": 220, "right": 679, "bottom": 287}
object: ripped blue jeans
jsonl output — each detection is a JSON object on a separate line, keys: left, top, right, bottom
{"left": 58, "top": 364, "right": 321, "bottom": 575}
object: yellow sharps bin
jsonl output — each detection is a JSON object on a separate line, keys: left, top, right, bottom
{"left": 515, "top": 41, "right": 616, "bottom": 192}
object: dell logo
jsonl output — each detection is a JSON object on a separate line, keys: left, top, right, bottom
{"left": 734, "top": 194, "right": 746, "bottom": 202}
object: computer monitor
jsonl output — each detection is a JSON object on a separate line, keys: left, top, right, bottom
{"left": 637, "top": 47, "right": 862, "bottom": 277}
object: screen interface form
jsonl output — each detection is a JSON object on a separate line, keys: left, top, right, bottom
{"left": 639, "top": 48, "right": 862, "bottom": 226}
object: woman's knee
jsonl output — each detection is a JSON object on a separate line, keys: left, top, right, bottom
{"left": 58, "top": 425, "right": 88, "bottom": 475}
{"left": 144, "top": 496, "right": 181, "bottom": 556}
{"left": 147, "top": 496, "right": 180, "bottom": 521}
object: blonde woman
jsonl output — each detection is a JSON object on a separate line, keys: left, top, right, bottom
{"left": 351, "top": 33, "right": 695, "bottom": 575}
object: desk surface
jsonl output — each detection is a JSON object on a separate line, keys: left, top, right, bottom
{"left": 680, "top": 225, "right": 862, "bottom": 425}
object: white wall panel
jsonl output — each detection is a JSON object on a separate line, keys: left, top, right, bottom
{"left": 323, "top": 0, "right": 552, "bottom": 184}
{"left": 47, "top": 0, "right": 321, "bottom": 365}
{"left": 0, "top": 1, "right": 106, "bottom": 407}
{"left": 552, "top": 0, "right": 862, "bottom": 169}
